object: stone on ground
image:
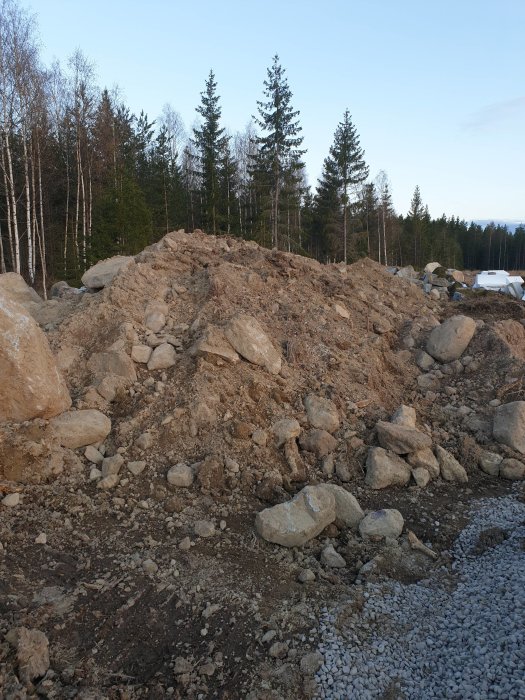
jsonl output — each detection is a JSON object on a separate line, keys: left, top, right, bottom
{"left": 359, "top": 509, "right": 404, "bottom": 539}
{"left": 81, "top": 255, "right": 134, "bottom": 289}
{"left": 167, "top": 463, "right": 194, "bottom": 487}
{"left": 190, "top": 325, "right": 240, "bottom": 364}
{"left": 87, "top": 350, "right": 137, "bottom": 383}
{"left": 131, "top": 344, "right": 153, "bottom": 364}
{"left": 0, "top": 292, "right": 71, "bottom": 422}
{"left": 224, "top": 314, "right": 281, "bottom": 374}
{"left": 365, "top": 447, "right": 411, "bottom": 489}
{"left": 318, "top": 484, "right": 364, "bottom": 529}
{"left": 321, "top": 544, "right": 346, "bottom": 568}
{"left": 435, "top": 445, "right": 468, "bottom": 483}
{"left": 412, "top": 467, "right": 431, "bottom": 487}
{"left": 304, "top": 394, "right": 340, "bottom": 433}
{"left": 499, "top": 458, "right": 525, "bottom": 480}
{"left": 407, "top": 448, "right": 440, "bottom": 478}
{"left": 376, "top": 421, "right": 432, "bottom": 454}
{"left": 478, "top": 450, "right": 503, "bottom": 477}
{"left": 272, "top": 418, "right": 301, "bottom": 447}
{"left": 147, "top": 342, "right": 177, "bottom": 370}
{"left": 493, "top": 401, "right": 525, "bottom": 454}
{"left": 426, "top": 314, "right": 476, "bottom": 363}
{"left": 255, "top": 485, "right": 336, "bottom": 547}
{"left": 50, "top": 409, "right": 111, "bottom": 449}
{"left": 391, "top": 405, "right": 416, "bottom": 428}
{"left": 299, "top": 429, "right": 338, "bottom": 457}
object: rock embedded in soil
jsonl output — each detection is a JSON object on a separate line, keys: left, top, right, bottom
{"left": 101, "top": 454, "right": 124, "bottom": 477}
{"left": 272, "top": 418, "right": 301, "bottom": 447}
{"left": 412, "top": 466, "right": 431, "bottom": 487}
{"left": 407, "top": 448, "right": 440, "bottom": 478}
{"left": 365, "top": 447, "right": 412, "bottom": 489}
{"left": 255, "top": 485, "right": 336, "bottom": 547}
{"left": 84, "top": 445, "right": 103, "bottom": 465}
{"left": 127, "top": 460, "right": 146, "bottom": 476}
{"left": 167, "top": 463, "right": 194, "bottom": 487}
{"left": 131, "top": 344, "right": 153, "bottom": 364}
{"left": 359, "top": 509, "right": 404, "bottom": 539}
{"left": 224, "top": 313, "right": 281, "bottom": 375}
{"left": 321, "top": 544, "right": 346, "bottom": 568}
{"left": 499, "top": 458, "right": 525, "bottom": 480}
{"left": 0, "top": 292, "right": 71, "bottom": 422}
{"left": 493, "top": 401, "right": 525, "bottom": 454}
{"left": 50, "top": 409, "right": 111, "bottom": 449}
{"left": 194, "top": 520, "right": 216, "bottom": 538}
{"left": 304, "top": 394, "right": 340, "bottom": 433}
{"left": 147, "top": 342, "right": 177, "bottom": 370}
{"left": 299, "top": 429, "right": 338, "bottom": 457}
{"left": 81, "top": 255, "right": 134, "bottom": 289}
{"left": 435, "top": 445, "right": 468, "bottom": 483}
{"left": 300, "top": 651, "right": 324, "bottom": 675}
{"left": 376, "top": 421, "right": 432, "bottom": 455}
{"left": 478, "top": 450, "right": 503, "bottom": 477}
{"left": 390, "top": 404, "right": 417, "bottom": 428}
{"left": 2, "top": 492, "right": 20, "bottom": 507}
{"left": 189, "top": 325, "right": 240, "bottom": 364}
{"left": 426, "top": 314, "right": 476, "bottom": 363}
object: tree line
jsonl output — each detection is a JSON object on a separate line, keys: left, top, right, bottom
{"left": 1, "top": 0, "right": 523, "bottom": 294}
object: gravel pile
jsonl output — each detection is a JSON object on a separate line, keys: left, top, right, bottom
{"left": 315, "top": 492, "right": 525, "bottom": 699}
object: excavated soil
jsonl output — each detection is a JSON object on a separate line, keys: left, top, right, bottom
{"left": 1, "top": 231, "right": 524, "bottom": 699}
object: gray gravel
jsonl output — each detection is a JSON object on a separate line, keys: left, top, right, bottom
{"left": 315, "top": 492, "right": 525, "bottom": 699}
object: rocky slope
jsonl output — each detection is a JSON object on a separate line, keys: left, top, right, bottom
{"left": 0, "top": 229, "right": 524, "bottom": 699}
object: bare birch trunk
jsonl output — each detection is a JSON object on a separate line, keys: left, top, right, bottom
{"left": 4, "top": 131, "right": 20, "bottom": 272}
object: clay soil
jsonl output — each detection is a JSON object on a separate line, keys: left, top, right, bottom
{"left": 1, "top": 231, "right": 524, "bottom": 699}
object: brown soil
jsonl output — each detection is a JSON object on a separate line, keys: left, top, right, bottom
{"left": 1, "top": 231, "right": 524, "bottom": 699}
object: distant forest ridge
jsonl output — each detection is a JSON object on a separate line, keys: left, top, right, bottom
{"left": 1, "top": 0, "right": 524, "bottom": 292}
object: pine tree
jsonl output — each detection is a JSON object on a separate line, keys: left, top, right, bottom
{"left": 253, "top": 55, "right": 305, "bottom": 249}
{"left": 192, "top": 70, "right": 228, "bottom": 234}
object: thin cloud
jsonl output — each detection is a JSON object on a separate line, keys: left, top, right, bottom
{"left": 462, "top": 95, "right": 525, "bottom": 130}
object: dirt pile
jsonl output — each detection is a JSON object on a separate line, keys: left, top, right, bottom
{"left": 1, "top": 230, "right": 524, "bottom": 699}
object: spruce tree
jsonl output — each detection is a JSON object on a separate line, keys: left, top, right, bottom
{"left": 253, "top": 55, "right": 305, "bottom": 249}
{"left": 192, "top": 70, "right": 228, "bottom": 233}
{"left": 320, "top": 109, "right": 369, "bottom": 263}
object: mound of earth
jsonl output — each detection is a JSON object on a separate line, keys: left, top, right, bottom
{"left": 1, "top": 230, "right": 524, "bottom": 699}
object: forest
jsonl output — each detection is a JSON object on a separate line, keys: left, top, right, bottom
{"left": 1, "top": 0, "right": 524, "bottom": 293}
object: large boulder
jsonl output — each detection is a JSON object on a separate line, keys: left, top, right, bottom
{"left": 365, "top": 447, "right": 411, "bottom": 489}
{"left": 499, "top": 458, "right": 525, "bottom": 481}
{"left": 493, "top": 401, "right": 525, "bottom": 454}
{"left": 407, "top": 448, "right": 440, "bottom": 478}
{"left": 0, "top": 272, "right": 42, "bottom": 314}
{"left": 50, "top": 409, "right": 111, "bottom": 449}
{"left": 81, "top": 255, "right": 134, "bottom": 289}
{"left": 304, "top": 395, "right": 340, "bottom": 433}
{"left": 255, "top": 485, "right": 336, "bottom": 547}
{"left": 376, "top": 421, "right": 432, "bottom": 454}
{"left": 426, "top": 315, "right": 476, "bottom": 363}
{"left": 224, "top": 314, "right": 281, "bottom": 375}
{"left": 0, "top": 292, "right": 71, "bottom": 421}
{"left": 189, "top": 325, "right": 240, "bottom": 364}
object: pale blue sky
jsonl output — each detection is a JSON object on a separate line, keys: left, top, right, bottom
{"left": 28, "top": 0, "right": 524, "bottom": 221}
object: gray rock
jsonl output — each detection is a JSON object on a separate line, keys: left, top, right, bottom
{"left": 144, "top": 311, "right": 166, "bottom": 333}
{"left": 255, "top": 485, "right": 336, "bottom": 547}
{"left": 304, "top": 394, "right": 340, "bottom": 433}
{"left": 194, "top": 520, "right": 215, "bottom": 537}
{"left": 167, "top": 463, "right": 194, "bottom": 487}
{"left": 272, "top": 418, "right": 301, "bottom": 447}
{"left": 321, "top": 544, "right": 346, "bottom": 568}
{"left": 101, "top": 454, "right": 124, "bottom": 477}
{"left": 299, "top": 429, "right": 338, "bottom": 457}
{"left": 2, "top": 492, "right": 20, "bottom": 507}
{"left": 135, "top": 432, "right": 153, "bottom": 450}
{"left": 412, "top": 467, "right": 431, "bottom": 487}
{"left": 81, "top": 255, "right": 134, "bottom": 289}
{"left": 147, "top": 342, "right": 176, "bottom": 370}
{"left": 359, "top": 509, "right": 404, "bottom": 539}
{"left": 127, "top": 460, "right": 146, "bottom": 476}
{"left": 174, "top": 657, "right": 192, "bottom": 674}
{"left": 426, "top": 315, "right": 476, "bottom": 363}
{"left": 318, "top": 484, "right": 364, "bottom": 529}
{"left": 365, "top": 447, "right": 411, "bottom": 489}
{"left": 435, "top": 445, "right": 468, "bottom": 483}
{"left": 376, "top": 421, "right": 432, "bottom": 454}
{"left": 391, "top": 405, "right": 416, "bottom": 428}
{"left": 224, "top": 314, "right": 281, "bottom": 374}
{"left": 87, "top": 350, "right": 137, "bottom": 383}
{"left": 51, "top": 409, "right": 111, "bottom": 449}
{"left": 252, "top": 428, "right": 268, "bottom": 446}
{"left": 131, "top": 344, "right": 153, "bottom": 364}
{"left": 396, "top": 265, "right": 417, "bottom": 279}
{"left": 96, "top": 473, "right": 120, "bottom": 489}
{"left": 84, "top": 445, "right": 103, "bottom": 464}
{"left": 478, "top": 450, "right": 503, "bottom": 477}
{"left": 407, "top": 448, "right": 440, "bottom": 478}
{"left": 499, "top": 458, "right": 525, "bottom": 481}
{"left": 142, "top": 558, "right": 158, "bottom": 575}
{"left": 493, "top": 401, "right": 525, "bottom": 454}
{"left": 297, "top": 568, "right": 316, "bottom": 583}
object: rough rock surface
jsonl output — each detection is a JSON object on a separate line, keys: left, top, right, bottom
{"left": 435, "top": 445, "right": 468, "bottom": 483}
{"left": 50, "top": 409, "right": 111, "bottom": 449}
{"left": 81, "top": 255, "right": 134, "bottom": 289}
{"left": 190, "top": 325, "right": 240, "bottom": 364}
{"left": 376, "top": 421, "right": 432, "bottom": 455}
{"left": 224, "top": 314, "right": 281, "bottom": 374}
{"left": 304, "top": 395, "right": 340, "bottom": 433}
{"left": 407, "top": 448, "right": 440, "bottom": 479}
{"left": 6, "top": 627, "right": 50, "bottom": 684}
{"left": 359, "top": 509, "right": 404, "bottom": 539}
{"left": 390, "top": 405, "right": 416, "bottom": 428}
{"left": 255, "top": 485, "right": 336, "bottom": 547}
{"left": 365, "top": 447, "right": 412, "bottom": 489}
{"left": 299, "top": 429, "right": 337, "bottom": 458}
{"left": 499, "top": 458, "right": 525, "bottom": 480}
{"left": 0, "top": 292, "right": 71, "bottom": 421}
{"left": 318, "top": 484, "right": 364, "bottom": 530}
{"left": 493, "top": 401, "right": 525, "bottom": 454}
{"left": 426, "top": 314, "right": 476, "bottom": 363}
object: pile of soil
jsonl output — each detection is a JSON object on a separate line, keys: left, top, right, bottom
{"left": 1, "top": 230, "right": 524, "bottom": 699}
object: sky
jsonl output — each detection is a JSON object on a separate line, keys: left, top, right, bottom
{"left": 26, "top": 0, "right": 524, "bottom": 223}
